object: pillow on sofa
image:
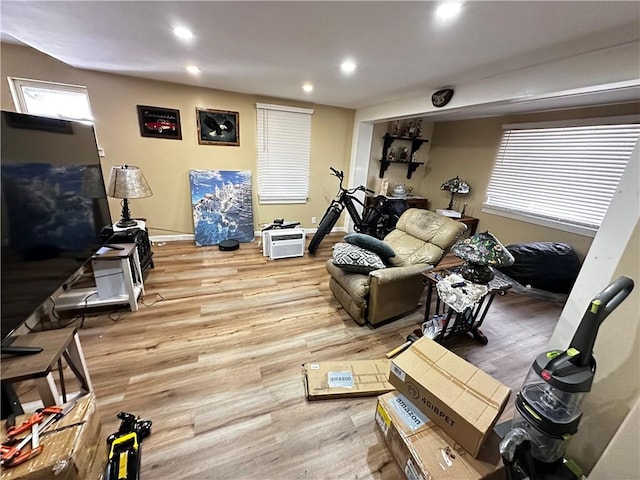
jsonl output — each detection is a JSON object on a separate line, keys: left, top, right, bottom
{"left": 344, "top": 232, "right": 396, "bottom": 260}
{"left": 332, "top": 242, "right": 386, "bottom": 274}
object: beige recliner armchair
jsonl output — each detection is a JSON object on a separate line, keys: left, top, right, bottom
{"left": 325, "top": 209, "right": 467, "bottom": 327}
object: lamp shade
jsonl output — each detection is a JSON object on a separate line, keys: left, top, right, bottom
{"left": 440, "top": 176, "right": 470, "bottom": 195}
{"left": 440, "top": 176, "right": 470, "bottom": 210}
{"left": 107, "top": 165, "right": 152, "bottom": 199}
{"left": 451, "top": 231, "right": 514, "bottom": 267}
{"left": 451, "top": 231, "right": 514, "bottom": 284}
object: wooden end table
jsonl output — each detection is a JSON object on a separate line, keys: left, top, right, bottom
{"left": 1, "top": 328, "right": 93, "bottom": 414}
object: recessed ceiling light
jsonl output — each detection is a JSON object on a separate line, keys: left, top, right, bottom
{"left": 186, "top": 65, "right": 201, "bottom": 74}
{"left": 341, "top": 60, "right": 357, "bottom": 75}
{"left": 435, "top": 2, "right": 462, "bottom": 20}
{"left": 173, "top": 26, "right": 194, "bottom": 40}
{"left": 302, "top": 83, "right": 314, "bottom": 93}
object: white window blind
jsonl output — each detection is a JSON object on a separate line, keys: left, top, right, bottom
{"left": 484, "top": 118, "right": 640, "bottom": 234}
{"left": 257, "top": 103, "right": 313, "bottom": 204}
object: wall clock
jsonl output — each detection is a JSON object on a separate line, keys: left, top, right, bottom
{"left": 432, "top": 88, "right": 454, "bottom": 108}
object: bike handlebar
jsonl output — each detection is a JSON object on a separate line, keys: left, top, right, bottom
{"left": 329, "top": 167, "right": 374, "bottom": 195}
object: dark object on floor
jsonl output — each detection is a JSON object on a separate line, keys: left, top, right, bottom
{"left": 496, "top": 242, "right": 582, "bottom": 294}
{"left": 219, "top": 239, "right": 240, "bottom": 251}
{"left": 104, "top": 412, "right": 152, "bottom": 480}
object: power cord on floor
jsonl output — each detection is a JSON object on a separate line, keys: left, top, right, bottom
{"left": 141, "top": 292, "right": 165, "bottom": 307}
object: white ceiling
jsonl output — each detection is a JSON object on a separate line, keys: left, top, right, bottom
{"left": 1, "top": 1, "right": 639, "bottom": 111}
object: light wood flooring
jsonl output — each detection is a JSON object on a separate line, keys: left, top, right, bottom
{"left": 18, "top": 235, "right": 565, "bottom": 479}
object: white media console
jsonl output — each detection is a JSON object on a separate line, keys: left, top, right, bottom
{"left": 54, "top": 243, "right": 144, "bottom": 313}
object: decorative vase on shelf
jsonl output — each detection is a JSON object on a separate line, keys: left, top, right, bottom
{"left": 379, "top": 178, "right": 389, "bottom": 196}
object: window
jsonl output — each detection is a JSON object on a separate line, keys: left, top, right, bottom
{"left": 484, "top": 117, "right": 640, "bottom": 236}
{"left": 8, "top": 77, "right": 94, "bottom": 123}
{"left": 256, "top": 103, "right": 313, "bottom": 204}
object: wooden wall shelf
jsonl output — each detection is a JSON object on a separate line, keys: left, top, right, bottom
{"left": 379, "top": 133, "right": 429, "bottom": 179}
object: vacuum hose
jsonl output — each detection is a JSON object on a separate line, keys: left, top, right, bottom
{"left": 500, "top": 427, "right": 538, "bottom": 480}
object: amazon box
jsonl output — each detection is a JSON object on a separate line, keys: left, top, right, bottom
{"left": 1, "top": 393, "right": 102, "bottom": 480}
{"left": 375, "top": 391, "right": 503, "bottom": 479}
{"left": 388, "top": 337, "right": 510, "bottom": 457}
{"left": 302, "top": 359, "right": 394, "bottom": 400}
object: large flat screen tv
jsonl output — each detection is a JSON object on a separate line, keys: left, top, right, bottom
{"left": 1, "top": 111, "right": 112, "bottom": 353}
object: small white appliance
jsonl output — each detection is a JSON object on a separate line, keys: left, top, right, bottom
{"left": 262, "top": 228, "right": 305, "bottom": 260}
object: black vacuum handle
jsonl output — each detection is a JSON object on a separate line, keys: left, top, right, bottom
{"left": 570, "top": 276, "right": 634, "bottom": 367}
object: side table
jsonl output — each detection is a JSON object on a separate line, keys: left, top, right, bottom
{"left": 1, "top": 328, "right": 93, "bottom": 414}
{"left": 457, "top": 216, "right": 479, "bottom": 236}
{"left": 54, "top": 243, "right": 144, "bottom": 313}
{"left": 102, "top": 220, "right": 154, "bottom": 272}
{"left": 422, "top": 269, "right": 512, "bottom": 344}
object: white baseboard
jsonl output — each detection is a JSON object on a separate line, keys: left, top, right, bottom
{"left": 149, "top": 234, "right": 194, "bottom": 242}
{"left": 149, "top": 227, "right": 345, "bottom": 244}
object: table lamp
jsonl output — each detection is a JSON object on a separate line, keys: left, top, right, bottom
{"left": 440, "top": 176, "right": 470, "bottom": 211}
{"left": 451, "top": 231, "right": 514, "bottom": 284}
{"left": 106, "top": 165, "right": 152, "bottom": 228}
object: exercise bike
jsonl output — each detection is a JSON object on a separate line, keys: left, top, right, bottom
{"left": 308, "top": 167, "right": 408, "bottom": 254}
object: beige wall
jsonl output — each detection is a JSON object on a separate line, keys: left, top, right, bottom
{"left": 2, "top": 41, "right": 637, "bottom": 253}
{"left": 1, "top": 43, "right": 355, "bottom": 236}
{"left": 365, "top": 118, "right": 434, "bottom": 196}
{"left": 406, "top": 104, "right": 639, "bottom": 258}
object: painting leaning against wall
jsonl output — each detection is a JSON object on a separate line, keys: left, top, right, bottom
{"left": 189, "top": 170, "right": 255, "bottom": 246}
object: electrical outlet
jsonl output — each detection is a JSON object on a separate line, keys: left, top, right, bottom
{"left": 311, "top": 216, "right": 317, "bottom": 224}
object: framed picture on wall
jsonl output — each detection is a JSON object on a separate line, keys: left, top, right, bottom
{"left": 196, "top": 108, "right": 239, "bottom": 146}
{"left": 137, "top": 105, "right": 182, "bottom": 140}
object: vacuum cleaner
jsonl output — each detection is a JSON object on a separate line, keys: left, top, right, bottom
{"left": 499, "top": 276, "right": 634, "bottom": 480}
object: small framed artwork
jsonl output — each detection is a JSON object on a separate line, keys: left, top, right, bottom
{"left": 137, "top": 105, "right": 182, "bottom": 140}
{"left": 196, "top": 108, "right": 239, "bottom": 146}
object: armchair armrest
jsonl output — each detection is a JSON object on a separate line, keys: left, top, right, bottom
{"left": 367, "top": 263, "right": 434, "bottom": 325}
{"left": 369, "top": 263, "right": 433, "bottom": 285}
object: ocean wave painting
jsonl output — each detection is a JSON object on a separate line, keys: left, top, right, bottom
{"left": 189, "top": 170, "right": 255, "bottom": 246}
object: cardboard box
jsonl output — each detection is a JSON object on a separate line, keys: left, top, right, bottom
{"left": 302, "top": 360, "right": 394, "bottom": 400}
{"left": 1, "top": 393, "right": 102, "bottom": 480}
{"left": 389, "top": 337, "right": 510, "bottom": 457}
{"left": 375, "top": 391, "right": 504, "bottom": 480}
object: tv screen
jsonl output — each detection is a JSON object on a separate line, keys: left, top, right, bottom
{"left": 1, "top": 111, "right": 112, "bottom": 345}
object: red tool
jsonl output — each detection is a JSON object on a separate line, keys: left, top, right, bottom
{"left": 1, "top": 398, "right": 78, "bottom": 468}
{"left": 1, "top": 423, "right": 41, "bottom": 467}
{"left": 5, "top": 406, "right": 62, "bottom": 439}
